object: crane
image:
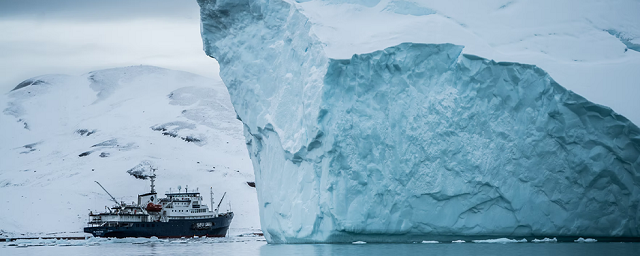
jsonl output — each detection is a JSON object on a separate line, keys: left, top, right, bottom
{"left": 215, "top": 192, "right": 226, "bottom": 216}
{"left": 94, "top": 181, "right": 120, "bottom": 206}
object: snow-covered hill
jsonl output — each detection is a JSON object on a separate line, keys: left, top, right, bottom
{"left": 0, "top": 66, "right": 258, "bottom": 237}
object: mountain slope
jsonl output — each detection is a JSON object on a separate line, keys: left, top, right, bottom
{"left": 0, "top": 65, "right": 258, "bottom": 237}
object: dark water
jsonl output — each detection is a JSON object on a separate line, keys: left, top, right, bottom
{"left": 266, "top": 243, "right": 639, "bottom": 256}
{"left": 2, "top": 239, "right": 639, "bottom": 256}
{"left": 273, "top": 243, "right": 640, "bottom": 256}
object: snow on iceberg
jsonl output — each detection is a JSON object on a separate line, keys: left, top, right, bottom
{"left": 199, "top": 0, "right": 640, "bottom": 243}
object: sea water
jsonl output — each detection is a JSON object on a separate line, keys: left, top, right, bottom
{"left": 2, "top": 237, "right": 639, "bottom": 256}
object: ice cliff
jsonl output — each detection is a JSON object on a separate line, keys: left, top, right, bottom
{"left": 198, "top": 0, "right": 640, "bottom": 243}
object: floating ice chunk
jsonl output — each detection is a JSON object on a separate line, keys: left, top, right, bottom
{"left": 472, "top": 238, "right": 527, "bottom": 244}
{"left": 532, "top": 238, "right": 557, "bottom": 243}
{"left": 574, "top": 238, "right": 597, "bottom": 243}
{"left": 451, "top": 240, "right": 466, "bottom": 243}
{"left": 421, "top": 240, "right": 439, "bottom": 244}
{"left": 352, "top": 241, "right": 367, "bottom": 244}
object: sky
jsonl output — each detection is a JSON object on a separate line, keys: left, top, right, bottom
{"left": 0, "top": 0, "right": 219, "bottom": 93}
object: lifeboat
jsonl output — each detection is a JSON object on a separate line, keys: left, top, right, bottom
{"left": 146, "top": 202, "right": 162, "bottom": 212}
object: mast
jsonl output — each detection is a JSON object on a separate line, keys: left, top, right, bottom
{"left": 149, "top": 169, "right": 156, "bottom": 193}
{"left": 210, "top": 187, "right": 214, "bottom": 213}
{"left": 95, "top": 181, "right": 120, "bottom": 206}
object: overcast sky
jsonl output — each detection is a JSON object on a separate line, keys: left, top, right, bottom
{"left": 0, "top": 0, "right": 219, "bottom": 92}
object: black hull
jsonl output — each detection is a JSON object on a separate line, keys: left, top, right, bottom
{"left": 84, "top": 212, "right": 233, "bottom": 238}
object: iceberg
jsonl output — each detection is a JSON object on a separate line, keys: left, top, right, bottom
{"left": 198, "top": 0, "right": 640, "bottom": 243}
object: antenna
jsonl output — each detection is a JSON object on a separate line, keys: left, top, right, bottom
{"left": 177, "top": 185, "right": 182, "bottom": 192}
{"left": 94, "top": 181, "right": 119, "bottom": 206}
{"left": 186, "top": 185, "right": 188, "bottom": 193}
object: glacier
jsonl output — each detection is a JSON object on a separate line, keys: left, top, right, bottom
{"left": 198, "top": 0, "right": 640, "bottom": 243}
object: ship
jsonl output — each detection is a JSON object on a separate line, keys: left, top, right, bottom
{"left": 84, "top": 174, "right": 233, "bottom": 238}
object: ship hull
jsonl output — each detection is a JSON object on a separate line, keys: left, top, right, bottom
{"left": 84, "top": 212, "right": 233, "bottom": 238}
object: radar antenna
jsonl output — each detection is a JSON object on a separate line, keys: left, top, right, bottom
{"left": 95, "top": 181, "right": 120, "bottom": 206}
